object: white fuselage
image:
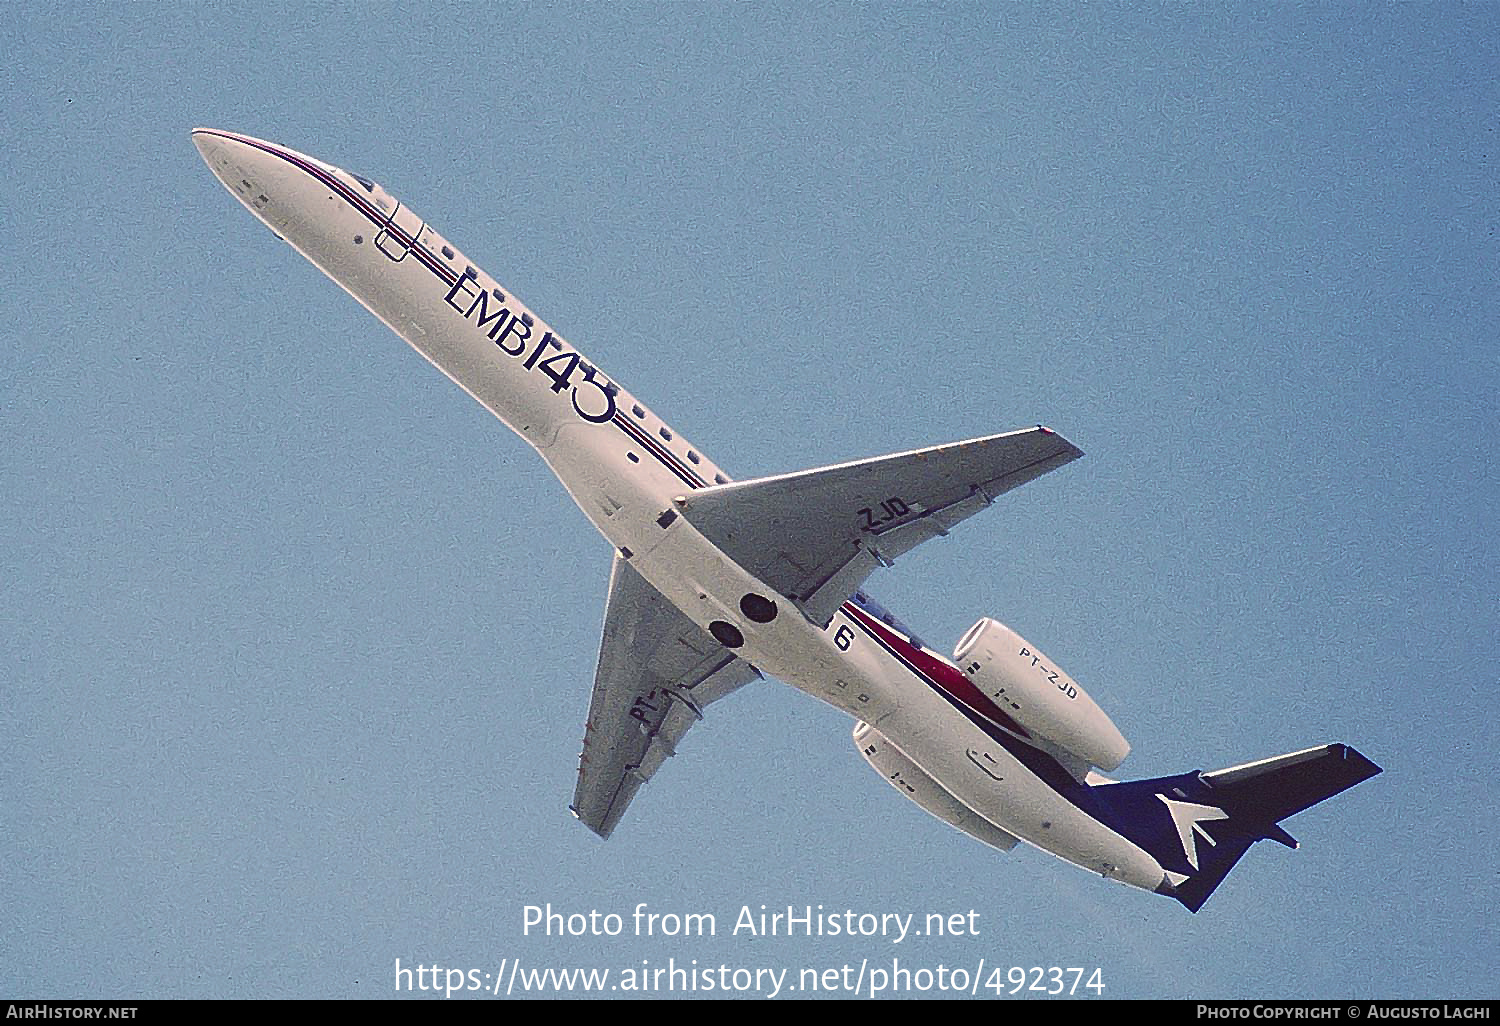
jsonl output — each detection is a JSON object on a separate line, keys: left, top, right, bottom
{"left": 194, "top": 130, "right": 1169, "bottom": 895}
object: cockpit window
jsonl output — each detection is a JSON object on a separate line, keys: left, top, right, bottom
{"left": 350, "top": 172, "right": 377, "bottom": 193}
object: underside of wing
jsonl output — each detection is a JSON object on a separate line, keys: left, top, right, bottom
{"left": 676, "top": 427, "right": 1083, "bottom": 626}
{"left": 572, "top": 555, "right": 759, "bottom": 838}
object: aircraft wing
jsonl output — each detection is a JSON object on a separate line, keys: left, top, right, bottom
{"left": 572, "top": 555, "right": 759, "bottom": 838}
{"left": 677, "top": 427, "right": 1083, "bottom": 627}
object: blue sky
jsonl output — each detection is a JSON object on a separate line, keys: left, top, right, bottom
{"left": 3, "top": 2, "right": 1496, "bottom": 999}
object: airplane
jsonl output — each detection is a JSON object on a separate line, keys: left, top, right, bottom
{"left": 192, "top": 128, "right": 1380, "bottom": 912}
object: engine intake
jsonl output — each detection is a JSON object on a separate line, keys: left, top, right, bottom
{"left": 952, "top": 618, "right": 1129, "bottom": 771}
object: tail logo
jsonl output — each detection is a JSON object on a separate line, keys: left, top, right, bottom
{"left": 1157, "top": 795, "right": 1229, "bottom": 870}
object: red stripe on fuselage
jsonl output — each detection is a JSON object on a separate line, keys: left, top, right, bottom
{"left": 842, "top": 604, "right": 1033, "bottom": 740}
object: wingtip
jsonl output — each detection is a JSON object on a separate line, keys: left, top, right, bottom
{"left": 571, "top": 805, "right": 615, "bottom": 840}
{"left": 1034, "top": 424, "right": 1085, "bottom": 460}
{"left": 1338, "top": 744, "right": 1383, "bottom": 782}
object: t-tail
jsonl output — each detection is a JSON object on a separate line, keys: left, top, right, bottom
{"left": 1090, "top": 743, "right": 1382, "bottom": 912}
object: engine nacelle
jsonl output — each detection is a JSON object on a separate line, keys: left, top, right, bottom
{"left": 952, "top": 618, "right": 1130, "bottom": 772}
{"left": 852, "top": 722, "right": 1019, "bottom": 852}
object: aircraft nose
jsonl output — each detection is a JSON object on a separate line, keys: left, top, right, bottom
{"left": 192, "top": 128, "right": 276, "bottom": 213}
{"left": 192, "top": 127, "right": 247, "bottom": 181}
{"left": 190, "top": 127, "right": 222, "bottom": 165}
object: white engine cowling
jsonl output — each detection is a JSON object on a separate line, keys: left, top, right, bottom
{"left": 852, "top": 721, "right": 1019, "bottom": 853}
{"left": 952, "top": 618, "right": 1130, "bottom": 772}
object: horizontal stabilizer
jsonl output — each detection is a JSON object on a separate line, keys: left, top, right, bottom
{"left": 1091, "top": 743, "right": 1381, "bottom": 912}
{"left": 1201, "top": 743, "right": 1382, "bottom": 825}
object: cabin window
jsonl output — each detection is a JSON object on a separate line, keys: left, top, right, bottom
{"left": 687, "top": 451, "right": 700, "bottom": 464}
{"left": 659, "top": 427, "right": 673, "bottom": 441}
{"left": 714, "top": 473, "right": 728, "bottom": 484}
{"left": 632, "top": 404, "right": 646, "bottom": 418}
{"left": 441, "top": 245, "right": 454, "bottom": 259}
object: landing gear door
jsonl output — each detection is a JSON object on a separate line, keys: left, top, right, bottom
{"left": 374, "top": 201, "right": 426, "bottom": 263}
